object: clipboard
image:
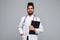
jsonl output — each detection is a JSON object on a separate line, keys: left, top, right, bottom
{"left": 29, "top": 20, "right": 40, "bottom": 35}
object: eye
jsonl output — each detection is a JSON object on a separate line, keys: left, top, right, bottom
{"left": 28, "top": 8, "right": 30, "bottom": 9}
{"left": 31, "top": 8, "right": 33, "bottom": 9}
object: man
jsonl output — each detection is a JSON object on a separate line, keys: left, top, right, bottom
{"left": 18, "top": 2, "right": 44, "bottom": 40}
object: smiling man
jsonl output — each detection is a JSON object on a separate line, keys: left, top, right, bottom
{"left": 18, "top": 2, "right": 44, "bottom": 40}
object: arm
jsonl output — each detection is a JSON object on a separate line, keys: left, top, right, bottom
{"left": 35, "top": 17, "right": 44, "bottom": 34}
{"left": 18, "top": 17, "right": 24, "bottom": 35}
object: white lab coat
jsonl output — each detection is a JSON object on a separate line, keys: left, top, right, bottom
{"left": 18, "top": 14, "right": 44, "bottom": 40}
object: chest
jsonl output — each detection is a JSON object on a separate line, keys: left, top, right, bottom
{"left": 23, "top": 16, "right": 37, "bottom": 26}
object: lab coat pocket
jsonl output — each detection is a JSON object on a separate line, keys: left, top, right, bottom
{"left": 21, "top": 35, "right": 26, "bottom": 40}
{"left": 21, "top": 35, "right": 25, "bottom": 37}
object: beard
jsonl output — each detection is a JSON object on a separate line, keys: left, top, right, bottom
{"left": 28, "top": 11, "right": 33, "bottom": 15}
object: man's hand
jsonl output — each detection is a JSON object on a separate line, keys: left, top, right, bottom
{"left": 29, "top": 25, "right": 36, "bottom": 30}
{"left": 20, "top": 33, "right": 25, "bottom": 36}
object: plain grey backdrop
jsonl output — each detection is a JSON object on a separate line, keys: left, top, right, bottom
{"left": 0, "top": 0, "right": 60, "bottom": 40}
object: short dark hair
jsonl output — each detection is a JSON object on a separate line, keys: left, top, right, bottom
{"left": 27, "top": 2, "right": 34, "bottom": 9}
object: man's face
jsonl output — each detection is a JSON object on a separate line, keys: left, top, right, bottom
{"left": 27, "top": 6, "right": 34, "bottom": 15}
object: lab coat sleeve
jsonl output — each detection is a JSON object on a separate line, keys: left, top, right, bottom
{"left": 35, "top": 17, "right": 44, "bottom": 34}
{"left": 18, "top": 17, "right": 24, "bottom": 34}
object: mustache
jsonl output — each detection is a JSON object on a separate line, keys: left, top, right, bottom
{"left": 28, "top": 11, "right": 33, "bottom": 12}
